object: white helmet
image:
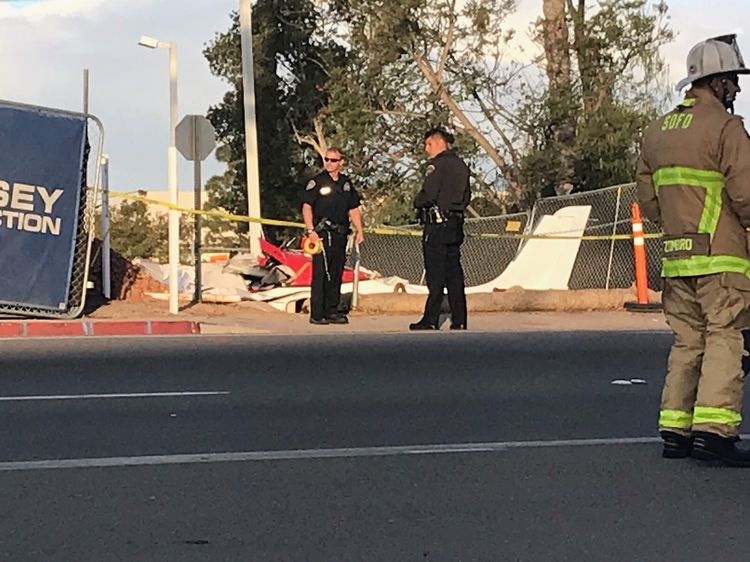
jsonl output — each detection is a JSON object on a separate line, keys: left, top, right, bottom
{"left": 676, "top": 34, "right": 750, "bottom": 91}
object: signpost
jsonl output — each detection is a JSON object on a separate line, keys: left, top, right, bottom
{"left": 175, "top": 115, "right": 216, "bottom": 303}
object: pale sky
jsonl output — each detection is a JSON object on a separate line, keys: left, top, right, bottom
{"left": 1, "top": 0, "right": 749, "bottom": 194}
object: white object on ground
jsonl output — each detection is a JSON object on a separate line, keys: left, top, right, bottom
{"left": 473, "top": 205, "right": 592, "bottom": 291}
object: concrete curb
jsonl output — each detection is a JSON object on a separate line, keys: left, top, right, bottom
{"left": 0, "top": 320, "right": 201, "bottom": 338}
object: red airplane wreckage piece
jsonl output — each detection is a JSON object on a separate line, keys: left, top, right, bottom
{"left": 244, "top": 238, "right": 373, "bottom": 290}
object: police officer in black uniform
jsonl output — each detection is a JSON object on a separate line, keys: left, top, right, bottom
{"left": 301, "top": 147, "right": 365, "bottom": 325}
{"left": 410, "top": 128, "right": 471, "bottom": 331}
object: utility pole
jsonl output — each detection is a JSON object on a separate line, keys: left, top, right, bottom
{"left": 239, "top": 0, "right": 263, "bottom": 259}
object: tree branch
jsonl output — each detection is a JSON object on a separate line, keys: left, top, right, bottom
{"left": 471, "top": 90, "right": 520, "bottom": 170}
{"left": 471, "top": 171, "right": 508, "bottom": 213}
{"left": 292, "top": 115, "right": 328, "bottom": 159}
{"left": 411, "top": 51, "right": 524, "bottom": 201}
{"left": 437, "top": 0, "right": 458, "bottom": 82}
{"left": 364, "top": 108, "right": 426, "bottom": 119}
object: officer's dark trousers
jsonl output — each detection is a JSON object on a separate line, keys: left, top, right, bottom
{"left": 310, "top": 232, "right": 348, "bottom": 320}
{"left": 420, "top": 216, "right": 467, "bottom": 327}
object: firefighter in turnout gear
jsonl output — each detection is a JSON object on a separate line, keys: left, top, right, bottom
{"left": 301, "top": 147, "right": 365, "bottom": 325}
{"left": 637, "top": 34, "right": 750, "bottom": 466}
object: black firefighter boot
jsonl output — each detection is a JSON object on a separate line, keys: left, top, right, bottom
{"left": 661, "top": 431, "right": 693, "bottom": 459}
{"left": 692, "top": 431, "right": 750, "bottom": 467}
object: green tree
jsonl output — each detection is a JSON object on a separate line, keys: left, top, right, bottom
{"left": 519, "top": 0, "right": 674, "bottom": 201}
{"left": 203, "top": 0, "right": 348, "bottom": 234}
{"left": 204, "top": 0, "right": 675, "bottom": 224}
{"left": 108, "top": 199, "right": 167, "bottom": 260}
{"left": 300, "top": 0, "right": 525, "bottom": 219}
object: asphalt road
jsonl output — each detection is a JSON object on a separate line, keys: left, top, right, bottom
{"left": 0, "top": 330, "right": 749, "bottom": 561}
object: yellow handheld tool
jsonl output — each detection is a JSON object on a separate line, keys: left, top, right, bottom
{"left": 301, "top": 236, "right": 323, "bottom": 256}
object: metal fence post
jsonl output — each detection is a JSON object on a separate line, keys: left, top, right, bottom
{"left": 604, "top": 186, "right": 622, "bottom": 290}
{"left": 101, "top": 155, "right": 111, "bottom": 299}
{"left": 351, "top": 241, "right": 361, "bottom": 310}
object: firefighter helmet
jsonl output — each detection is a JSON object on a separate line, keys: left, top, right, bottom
{"left": 676, "top": 34, "right": 750, "bottom": 91}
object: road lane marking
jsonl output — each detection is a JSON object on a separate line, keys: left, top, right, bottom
{"left": 1, "top": 434, "right": 737, "bottom": 472}
{"left": 0, "top": 391, "right": 230, "bottom": 402}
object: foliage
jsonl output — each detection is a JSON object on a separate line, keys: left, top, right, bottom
{"left": 314, "top": 0, "right": 524, "bottom": 219}
{"left": 202, "top": 0, "right": 676, "bottom": 225}
{"left": 203, "top": 0, "right": 347, "bottom": 231}
{"left": 107, "top": 199, "right": 167, "bottom": 261}
{"left": 518, "top": 0, "right": 674, "bottom": 201}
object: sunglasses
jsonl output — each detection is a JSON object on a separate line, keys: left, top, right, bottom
{"left": 324, "top": 157, "right": 343, "bottom": 163}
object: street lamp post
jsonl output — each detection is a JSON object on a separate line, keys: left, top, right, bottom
{"left": 239, "top": 0, "right": 263, "bottom": 259}
{"left": 138, "top": 35, "right": 180, "bottom": 315}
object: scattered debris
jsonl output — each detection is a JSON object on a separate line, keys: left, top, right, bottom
{"left": 611, "top": 378, "right": 648, "bottom": 386}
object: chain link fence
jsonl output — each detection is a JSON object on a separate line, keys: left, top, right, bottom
{"left": 359, "top": 183, "right": 662, "bottom": 291}
{"left": 135, "top": 181, "right": 664, "bottom": 294}
{"left": 529, "top": 183, "right": 662, "bottom": 291}
{"left": 358, "top": 212, "right": 530, "bottom": 286}
{"left": 68, "top": 120, "right": 104, "bottom": 312}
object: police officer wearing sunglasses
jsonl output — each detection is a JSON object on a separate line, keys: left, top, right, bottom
{"left": 410, "top": 128, "right": 471, "bottom": 331}
{"left": 301, "top": 147, "right": 365, "bottom": 325}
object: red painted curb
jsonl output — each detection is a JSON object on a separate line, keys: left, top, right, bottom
{"left": 26, "top": 322, "right": 87, "bottom": 337}
{"left": 0, "top": 320, "right": 202, "bottom": 338}
{"left": 149, "top": 321, "right": 201, "bottom": 335}
{"left": 0, "top": 323, "right": 25, "bottom": 337}
{"left": 90, "top": 321, "right": 150, "bottom": 336}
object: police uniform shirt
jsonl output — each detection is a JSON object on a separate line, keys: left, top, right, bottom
{"left": 413, "top": 149, "right": 471, "bottom": 212}
{"left": 301, "top": 171, "right": 361, "bottom": 224}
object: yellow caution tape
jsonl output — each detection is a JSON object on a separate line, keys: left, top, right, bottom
{"left": 104, "top": 189, "right": 664, "bottom": 242}
{"left": 107, "top": 189, "right": 306, "bottom": 229}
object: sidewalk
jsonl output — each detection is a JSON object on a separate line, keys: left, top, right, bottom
{"left": 89, "top": 299, "right": 670, "bottom": 334}
{"left": 197, "top": 310, "right": 670, "bottom": 335}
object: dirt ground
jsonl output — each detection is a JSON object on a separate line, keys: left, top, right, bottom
{"left": 84, "top": 297, "right": 281, "bottom": 320}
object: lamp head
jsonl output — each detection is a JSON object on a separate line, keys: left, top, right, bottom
{"left": 138, "top": 35, "right": 160, "bottom": 49}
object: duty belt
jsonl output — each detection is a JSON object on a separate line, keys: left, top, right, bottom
{"left": 315, "top": 218, "right": 350, "bottom": 236}
{"left": 417, "top": 206, "right": 463, "bottom": 225}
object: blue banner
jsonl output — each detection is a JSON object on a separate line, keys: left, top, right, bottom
{"left": 0, "top": 104, "right": 87, "bottom": 311}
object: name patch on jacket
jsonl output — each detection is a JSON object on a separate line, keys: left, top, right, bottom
{"left": 661, "top": 113, "right": 694, "bottom": 131}
{"left": 663, "top": 233, "right": 710, "bottom": 258}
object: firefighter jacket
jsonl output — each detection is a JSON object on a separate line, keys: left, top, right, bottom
{"left": 636, "top": 86, "right": 750, "bottom": 278}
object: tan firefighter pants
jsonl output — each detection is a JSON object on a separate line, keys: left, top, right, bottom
{"left": 660, "top": 273, "right": 750, "bottom": 437}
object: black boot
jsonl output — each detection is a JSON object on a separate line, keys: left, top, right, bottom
{"left": 692, "top": 431, "right": 750, "bottom": 467}
{"left": 409, "top": 321, "right": 437, "bottom": 331}
{"left": 660, "top": 431, "right": 692, "bottom": 459}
